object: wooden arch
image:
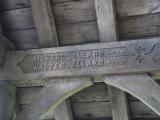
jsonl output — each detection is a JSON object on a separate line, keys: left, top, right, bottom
{"left": 15, "top": 74, "right": 160, "bottom": 120}
{"left": 16, "top": 78, "right": 93, "bottom": 120}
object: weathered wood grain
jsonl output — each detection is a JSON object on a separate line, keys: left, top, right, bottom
{"left": 52, "top": 0, "right": 96, "bottom": 25}
{"left": 94, "top": 0, "right": 160, "bottom": 116}
{"left": 1, "top": 1, "right": 96, "bottom": 30}
{"left": 1, "top": 8, "right": 34, "bottom": 31}
{"left": 0, "top": 25, "right": 16, "bottom": 120}
{"left": 18, "top": 83, "right": 149, "bottom": 105}
{"left": 17, "top": 86, "right": 42, "bottom": 105}
{"left": 72, "top": 101, "right": 159, "bottom": 119}
{"left": 104, "top": 74, "right": 160, "bottom": 116}
{"left": 16, "top": 78, "right": 93, "bottom": 120}
{"left": 2, "top": 6, "right": 160, "bottom": 35}
{"left": 130, "top": 101, "right": 158, "bottom": 118}
{"left": 71, "top": 83, "right": 109, "bottom": 102}
{"left": 54, "top": 100, "right": 73, "bottom": 120}
{"left": 95, "top": 0, "right": 130, "bottom": 119}
{"left": 0, "top": 0, "right": 30, "bottom": 10}
{"left": 115, "top": 0, "right": 160, "bottom": 17}
{"left": 20, "top": 100, "right": 160, "bottom": 119}
{"left": 17, "top": 83, "right": 160, "bottom": 119}
{"left": 1, "top": 0, "right": 160, "bottom": 18}
{"left": 5, "top": 22, "right": 99, "bottom": 47}
{"left": 94, "top": 0, "right": 118, "bottom": 42}
{"left": 0, "top": 24, "right": 14, "bottom": 52}
{"left": 108, "top": 86, "right": 130, "bottom": 120}
{"left": 1, "top": 38, "right": 160, "bottom": 81}
{"left": 0, "top": 81, "right": 16, "bottom": 120}
{"left": 0, "top": 35, "right": 15, "bottom": 120}
{"left": 5, "top": 29, "right": 39, "bottom": 50}
{"left": 17, "top": 83, "right": 108, "bottom": 105}
{"left": 1, "top": 35, "right": 15, "bottom": 51}
{"left": 0, "top": 0, "right": 72, "bottom": 10}
{"left": 57, "top": 22, "right": 99, "bottom": 46}
{"left": 17, "top": 87, "right": 73, "bottom": 119}
{"left": 2, "top": 7, "right": 160, "bottom": 46}
{"left": 72, "top": 102, "right": 111, "bottom": 119}
{"left": 119, "top": 13, "right": 160, "bottom": 39}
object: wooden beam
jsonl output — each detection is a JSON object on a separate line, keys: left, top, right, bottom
{"left": 104, "top": 74, "right": 160, "bottom": 116}
{"left": 1, "top": 38, "right": 160, "bottom": 81}
{"left": 94, "top": 0, "right": 130, "bottom": 120}
{"left": 16, "top": 78, "right": 93, "bottom": 120}
{"left": 31, "top": 0, "right": 58, "bottom": 48}
{"left": 94, "top": 0, "right": 118, "bottom": 42}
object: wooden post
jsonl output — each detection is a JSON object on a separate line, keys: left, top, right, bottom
{"left": 0, "top": 81, "right": 16, "bottom": 120}
{"left": 94, "top": 0, "right": 130, "bottom": 120}
{"left": 0, "top": 24, "right": 16, "bottom": 120}
{"left": 31, "top": 0, "right": 58, "bottom": 48}
{"left": 54, "top": 100, "right": 73, "bottom": 120}
{"left": 108, "top": 86, "right": 130, "bottom": 120}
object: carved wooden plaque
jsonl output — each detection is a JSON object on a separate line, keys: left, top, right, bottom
{"left": 1, "top": 38, "right": 160, "bottom": 80}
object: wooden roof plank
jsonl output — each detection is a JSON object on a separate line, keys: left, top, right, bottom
{"left": 30, "top": 0, "right": 58, "bottom": 48}
{"left": 2, "top": 8, "right": 160, "bottom": 46}
{"left": 1, "top": 0, "right": 160, "bottom": 17}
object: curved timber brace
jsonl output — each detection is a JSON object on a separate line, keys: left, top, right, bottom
{"left": 104, "top": 74, "right": 160, "bottom": 116}
{"left": 16, "top": 78, "right": 93, "bottom": 120}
